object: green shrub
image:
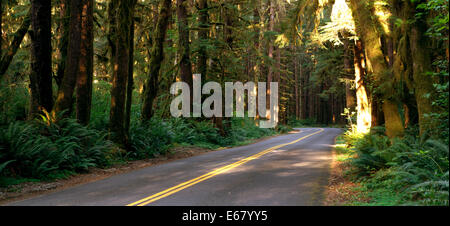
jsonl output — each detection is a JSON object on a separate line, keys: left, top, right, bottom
{"left": 276, "top": 124, "right": 293, "bottom": 134}
{"left": 342, "top": 125, "right": 449, "bottom": 205}
{"left": 0, "top": 116, "right": 115, "bottom": 180}
{"left": 127, "top": 118, "right": 174, "bottom": 159}
{"left": 288, "top": 117, "right": 317, "bottom": 127}
{"left": 0, "top": 81, "right": 29, "bottom": 124}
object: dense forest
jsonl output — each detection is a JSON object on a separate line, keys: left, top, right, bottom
{"left": 0, "top": 0, "right": 448, "bottom": 205}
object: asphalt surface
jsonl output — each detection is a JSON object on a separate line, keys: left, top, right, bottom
{"left": 6, "top": 127, "right": 342, "bottom": 206}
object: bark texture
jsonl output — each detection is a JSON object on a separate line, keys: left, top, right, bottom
{"left": 29, "top": 0, "right": 53, "bottom": 117}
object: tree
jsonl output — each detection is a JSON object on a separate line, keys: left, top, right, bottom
{"left": 109, "top": 0, "right": 135, "bottom": 144}
{"left": 29, "top": 0, "right": 53, "bottom": 117}
{"left": 55, "top": 0, "right": 70, "bottom": 87}
{"left": 141, "top": 0, "right": 172, "bottom": 120}
{"left": 392, "top": 0, "right": 439, "bottom": 135}
{"left": 124, "top": 10, "right": 136, "bottom": 133}
{"left": 196, "top": 0, "right": 208, "bottom": 80}
{"left": 177, "top": 0, "right": 193, "bottom": 100}
{"left": 349, "top": 0, "right": 405, "bottom": 138}
{"left": 76, "top": 0, "right": 94, "bottom": 125}
{"left": 53, "top": 0, "right": 83, "bottom": 117}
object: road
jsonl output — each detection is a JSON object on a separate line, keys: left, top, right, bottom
{"left": 6, "top": 127, "right": 342, "bottom": 206}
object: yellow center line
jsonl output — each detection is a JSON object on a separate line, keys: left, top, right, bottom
{"left": 127, "top": 128, "right": 324, "bottom": 206}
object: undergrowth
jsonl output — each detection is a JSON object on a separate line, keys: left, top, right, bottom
{"left": 337, "top": 126, "right": 449, "bottom": 206}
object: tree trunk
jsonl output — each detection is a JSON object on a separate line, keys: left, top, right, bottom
{"left": 407, "top": 1, "right": 437, "bottom": 135}
{"left": 293, "top": 46, "right": 299, "bottom": 120}
{"left": 110, "top": 0, "right": 134, "bottom": 144}
{"left": 253, "top": 2, "right": 261, "bottom": 121}
{"left": 350, "top": 0, "right": 404, "bottom": 138}
{"left": 141, "top": 0, "right": 172, "bottom": 120}
{"left": 354, "top": 39, "right": 371, "bottom": 132}
{"left": 266, "top": 0, "right": 274, "bottom": 118}
{"left": 300, "top": 57, "right": 307, "bottom": 119}
{"left": 55, "top": 0, "right": 70, "bottom": 87}
{"left": 343, "top": 38, "right": 356, "bottom": 111}
{"left": 196, "top": 0, "right": 208, "bottom": 80}
{"left": 76, "top": 0, "right": 94, "bottom": 125}
{"left": 0, "top": 10, "right": 31, "bottom": 78}
{"left": 124, "top": 15, "right": 135, "bottom": 134}
{"left": 177, "top": 0, "right": 193, "bottom": 101}
{"left": 53, "top": 0, "right": 83, "bottom": 118}
{"left": 29, "top": 0, "right": 53, "bottom": 117}
{"left": 107, "top": 0, "right": 118, "bottom": 82}
{"left": 0, "top": 1, "right": 2, "bottom": 60}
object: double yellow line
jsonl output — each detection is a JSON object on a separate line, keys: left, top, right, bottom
{"left": 127, "top": 128, "right": 324, "bottom": 206}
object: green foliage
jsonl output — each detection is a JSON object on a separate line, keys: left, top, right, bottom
{"left": 288, "top": 117, "right": 318, "bottom": 127}
{"left": 223, "top": 117, "right": 277, "bottom": 146}
{"left": 341, "top": 126, "right": 449, "bottom": 206}
{"left": 276, "top": 124, "right": 293, "bottom": 134}
{"left": 127, "top": 118, "right": 174, "bottom": 159}
{"left": 0, "top": 116, "right": 115, "bottom": 181}
{"left": 0, "top": 80, "right": 29, "bottom": 124}
{"left": 425, "top": 59, "right": 449, "bottom": 143}
{"left": 126, "top": 116, "right": 280, "bottom": 158}
{"left": 89, "top": 80, "right": 112, "bottom": 131}
{"left": 417, "top": 0, "right": 449, "bottom": 39}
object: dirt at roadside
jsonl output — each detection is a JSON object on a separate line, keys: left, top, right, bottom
{"left": 324, "top": 145, "right": 370, "bottom": 205}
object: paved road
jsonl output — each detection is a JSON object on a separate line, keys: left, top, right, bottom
{"left": 7, "top": 127, "right": 341, "bottom": 206}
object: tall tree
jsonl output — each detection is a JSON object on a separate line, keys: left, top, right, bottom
{"left": 177, "top": 0, "right": 193, "bottom": 97}
{"left": 392, "top": 0, "right": 438, "bottom": 135}
{"left": 350, "top": 0, "right": 404, "bottom": 138}
{"left": 76, "top": 0, "right": 94, "bottom": 125}
{"left": 107, "top": 0, "right": 118, "bottom": 81}
{"left": 0, "top": 0, "right": 3, "bottom": 66}
{"left": 293, "top": 45, "right": 299, "bottom": 120}
{"left": 53, "top": 0, "right": 83, "bottom": 117}
{"left": 196, "top": 0, "right": 208, "bottom": 79}
{"left": 354, "top": 39, "right": 371, "bottom": 132}
{"left": 266, "top": 0, "right": 274, "bottom": 118}
{"left": 29, "top": 0, "right": 53, "bottom": 117}
{"left": 124, "top": 10, "right": 136, "bottom": 134}
{"left": 141, "top": 0, "right": 172, "bottom": 120}
{"left": 55, "top": 0, "right": 70, "bottom": 87}
{"left": 110, "top": 0, "right": 135, "bottom": 144}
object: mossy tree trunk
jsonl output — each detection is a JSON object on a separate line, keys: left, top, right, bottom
{"left": 177, "top": 0, "right": 193, "bottom": 103}
{"left": 406, "top": 0, "right": 437, "bottom": 135}
{"left": 109, "top": 0, "right": 135, "bottom": 145}
{"left": 124, "top": 13, "right": 136, "bottom": 134}
{"left": 76, "top": 0, "right": 94, "bottom": 125}
{"left": 353, "top": 39, "right": 371, "bottom": 132}
{"left": 391, "top": 0, "right": 438, "bottom": 135}
{"left": 107, "top": 0, "right": 118, "bottom": 82}
{"left": 196, "top": 0, "right": 208, "bottom": 80}
{"left": 350, "top": 0, "right": 404, "bottom": 138}
{"left": 53, "top": 0, "right": 83, "bottom": 118}
{"left": 344, "top": 37, "right": 356, "bottom": 112}
{"left": 29, "top": 0, "right": 54, "bottom": 117}
{"left": 141, "top": 0, "right": 172, "bottom": 120}
{"left": 266, "top": 0, "right": 274, "bottom": 117}
{"left": 55, "top": 0, "right": 70, "bottom": 87}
